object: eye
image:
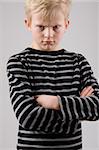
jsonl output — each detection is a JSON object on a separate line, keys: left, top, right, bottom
{"left": 53, "top": 25, "right": 61, "bottom": 32}
{"left": 37, "top": 25, "right": 45, "bottom": 31}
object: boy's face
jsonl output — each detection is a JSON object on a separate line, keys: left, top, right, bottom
{"left": 25, "top": 11, "right": 69, "bottom": 51}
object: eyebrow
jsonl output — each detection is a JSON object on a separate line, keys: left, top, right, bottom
{"left": 35, "top": 24, "right": 62, "bottom": 27}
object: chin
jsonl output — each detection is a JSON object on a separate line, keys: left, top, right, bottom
{"left": 42, "top": 44, "right": 57, "bottom": 51}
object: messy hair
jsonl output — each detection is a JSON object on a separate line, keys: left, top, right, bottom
{"left": 25, "top": 0, "right": 72, "bottom": 21}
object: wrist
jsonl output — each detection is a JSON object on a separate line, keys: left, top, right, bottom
{"left": 56, "top": 95, "right": 61, "bottom": 110}
{"left": 57, "top": 95, "right": 62, "bottom": 109}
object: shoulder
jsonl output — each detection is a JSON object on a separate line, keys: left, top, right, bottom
{"left": 63, "top": 49, "right": 91, "bottom": 68}
{"left": 63, "top": 49, "right": 86, "bottom": 61}
{"left": 6, "top": 48, "right": 30, "bottom": 71}
{"left": 8, "top": 48, "right": 29, "bottom": 61}
{"left": 6, "top": 48, "right": 30, "bottom": 65}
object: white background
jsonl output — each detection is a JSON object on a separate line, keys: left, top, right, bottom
{"left": 0, "top": 0, "right": 99, "bottom": 150}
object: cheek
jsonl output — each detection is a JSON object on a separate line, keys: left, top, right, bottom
{"left": 56, "top": 31, "right": 65, "bottom": 41}
{"left": 32, "top": 30, "right": 41, "bottom": 39}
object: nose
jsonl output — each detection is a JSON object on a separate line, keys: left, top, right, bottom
{"left": 43, "top": 27, "right": 54, "bottom": 38}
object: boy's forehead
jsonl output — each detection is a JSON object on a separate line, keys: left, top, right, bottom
{"left": 35, "top": 19, "right": 62, "bottom": 26}
{"left": 32, "top": 11, "right": 65, "bottom": 25}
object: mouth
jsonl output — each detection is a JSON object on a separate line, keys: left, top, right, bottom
{"left": 43, "top": 41, "right": 54, "bottom": 45}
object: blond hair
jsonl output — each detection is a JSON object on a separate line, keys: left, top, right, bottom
{"left": 25, "top": 0, "right": 72, "bottom": 21}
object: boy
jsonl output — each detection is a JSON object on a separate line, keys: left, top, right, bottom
{"left": 6, "top": 0, "right": 99, "bottom": 149}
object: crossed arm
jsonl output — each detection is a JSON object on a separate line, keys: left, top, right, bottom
{"left": 34, "top": 86, "right": 94, "bottom": 110}
{"left": 7, "top": 54, "right": 99, "bottom": 133}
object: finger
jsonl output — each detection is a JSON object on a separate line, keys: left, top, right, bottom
{"left": 80, "top": 87, "right": 87, "bottom": 96}
{"left": 84, "top": 86, "right": 93, "bottom": 96}
{"left": 80, "top": 86, "right": 93, "bottom": 97}
{"left": 80, "top": 86, "right": 91, "bottom": 96}
{"left": 85, "top": 88, "right": 94, "bottom": 96}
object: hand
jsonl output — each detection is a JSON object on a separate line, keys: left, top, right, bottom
{"left": 34, "top": 95, "right": 60, "bottom": 110}
{"left": 80, "top": 86, "right": 94, "bottom": 97}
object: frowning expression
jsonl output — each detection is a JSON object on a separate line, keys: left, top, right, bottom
{"left": 25, "top": 11, "right": 69, "bottom": 51}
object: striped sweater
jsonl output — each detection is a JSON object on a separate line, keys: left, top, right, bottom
{"left": 6, "top": 48, "right": 99, "bottom": 150}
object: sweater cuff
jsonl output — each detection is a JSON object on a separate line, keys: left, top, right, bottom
{"left": 57, "top": 95, "right": 66, "bottom": 121}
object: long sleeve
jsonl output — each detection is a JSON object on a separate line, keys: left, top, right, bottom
{"left": 6, "top": 55, "right": 64, "bottom": 133}
{"left": 58, "top": 54, "right": 99, "bottom": 121}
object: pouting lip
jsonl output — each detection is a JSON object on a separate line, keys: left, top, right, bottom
{"left": 42, "top": 41, "right": 55, "bottom": 44}
{"left": 43, "top": 41, "right": 54, "bottom": 42}
{"left": 41, "top": 41, "right": 55, "bottom": 45}
{"left": 43, "top": 42, "right": 54, "bottom": 46}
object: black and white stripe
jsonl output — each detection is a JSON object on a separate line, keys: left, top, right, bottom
{"left": 6, "top": 48, "right": 99, "bottom": 149}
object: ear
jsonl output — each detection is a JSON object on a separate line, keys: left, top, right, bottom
{"left": 24, "top": 18, "right": 32, "bottom": 31}
{"left": 65, "top": 20, "right": 70, "bottom": 29}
